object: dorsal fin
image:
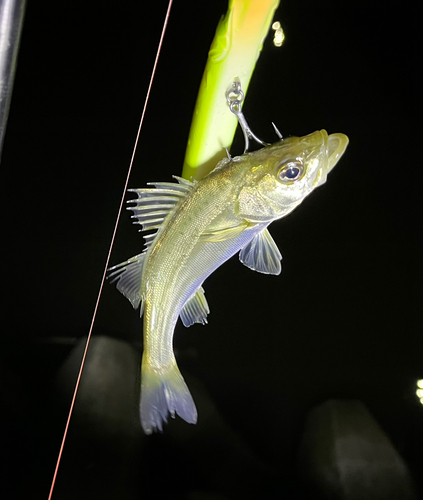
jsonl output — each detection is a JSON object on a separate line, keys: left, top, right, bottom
{"left": 107, "top": 253, "right": 146, "bottom": 315}
{"left": 109, "top": 178, "right": 195, "bottom": 310}
{"left": 142, "top": 232, "right": 157, "bottom": 251}
{"left": 127, "top": 177, "right": 195, "bottom": 250}
{"left": 172, "top": 175, "right": 196, "bottom": 188}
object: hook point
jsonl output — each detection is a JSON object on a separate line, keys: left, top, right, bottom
{"left": 272, "top": 122, "right": 283, "bottom": 140}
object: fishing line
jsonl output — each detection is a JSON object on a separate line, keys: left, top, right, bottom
{"left": 47, "top": 1, "right": 174, "bottom": 498}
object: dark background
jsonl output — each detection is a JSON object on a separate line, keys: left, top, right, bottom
{"left": 1, "top": 1, "right": 420, "bottom": 499}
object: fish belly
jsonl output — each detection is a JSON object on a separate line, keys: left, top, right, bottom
{"left": 139, "top": 218, "right": 266, "bottom": 434}
{"left": 175, "top": 222, "right": 267, "bottom": 303}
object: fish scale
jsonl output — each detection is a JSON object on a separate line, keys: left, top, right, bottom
{"left": 142, "top": 166, "right": 238, "bottom": 367}
{"left": 108, "top": 129, "right": 348, "bottom": 434}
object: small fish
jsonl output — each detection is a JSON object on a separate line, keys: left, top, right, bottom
{"left": 109, "top": 129, "right": 348, "bottom": 434}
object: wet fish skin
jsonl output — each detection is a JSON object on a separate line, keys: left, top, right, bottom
{"left": 109, "top": 129, "right": 348, "bottom": 433}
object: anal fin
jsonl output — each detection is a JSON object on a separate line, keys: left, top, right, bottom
{"left": 180, "top": 287, "right": 210, "bottom": 327}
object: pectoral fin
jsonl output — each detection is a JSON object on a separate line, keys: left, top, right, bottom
{"left": 200, "top": 222, "right": 250, "bottom": 242}
{"left": 180, "top": 287, "right": 210, "bottom": 327}
{"left": 239, "top": 228, "right": 282, "bottom": 275}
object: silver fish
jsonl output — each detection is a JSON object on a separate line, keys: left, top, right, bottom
{"left": 109, "top": 129, "right": 348, "bottom": 434}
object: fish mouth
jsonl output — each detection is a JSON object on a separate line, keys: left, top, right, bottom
{"left": 311, "top": 131, "right": 349, "bottom": 187}
{"left": 326, "top": 132, "right": 349, "bottom": 173}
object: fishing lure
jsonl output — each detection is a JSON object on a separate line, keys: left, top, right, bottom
{"left": 109, "top": 80, "right": 348, "bottom": 434}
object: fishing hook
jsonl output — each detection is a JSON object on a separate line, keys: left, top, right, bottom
{"left": 272, "top": 122, "right": 283, "bottom": 140}
{"left": 225, "top": 78, "right": 270, "bottom": 153}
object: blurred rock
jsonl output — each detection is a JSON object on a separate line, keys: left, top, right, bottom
{"left": 297, "top": 399, "right": 418, "bottom": 500}
{"left": 56, "top": 335, "right": 142, "bottom": 440}
{"left": 54, "top": 336, "right": 280, "bottom": 500}
{"left": 55, "top": 335, "right": 144, "bottom": 500}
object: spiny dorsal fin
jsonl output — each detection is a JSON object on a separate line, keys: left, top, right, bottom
{"left": 107, "top": 253, "right": 146, "bottom": 315}
{"left": 109, "top": 178, "right": 195, "bottom": 311}
{"left": 127, "top": 178, "right": 194, "bottom": 229}
{"left": 172, "top": 175, "right": 196, "bottom": 188}
{"left": 180, "top": 287, "right": 210, "bottom": 327}
{"left": 142, "top": 232, "right": 157, "bottom": 251}
{"left": 127, "top": 177, "right": 195, "bottom": 248}
{"left": 239, "top": 228, "right": 282, "bottom": 275}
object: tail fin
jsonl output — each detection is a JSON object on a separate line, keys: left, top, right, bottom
{"left": 140, "top": 357, "right": 197, "bottom": 434}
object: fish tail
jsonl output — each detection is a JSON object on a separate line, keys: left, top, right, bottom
{"left": 140, "top": 355, "right": 197, "bottom": 434}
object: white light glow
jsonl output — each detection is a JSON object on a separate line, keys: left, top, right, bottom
{"left": 272, "top": 21, "right": 285, "bottom": 47}
{"left": 417, "top": 379, "right": 423, "bottom": 389}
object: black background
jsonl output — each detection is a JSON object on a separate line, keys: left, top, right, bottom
{"left": 1, "top": 1, "right": 420, "bottom": 499}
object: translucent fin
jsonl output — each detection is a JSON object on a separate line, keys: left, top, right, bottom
{"left": 131, "top": 214, "right": 168, "bottom": 231}
{"left": 147, "top": 180, "right": 192, "bottom": 194}
{"left": 127, "top": 179, "right": 193, "bottom": 232}
{"left": 173, "top": 175, "right": 196, "bottom": 187}
{"left": 200, "top": 222, "right": 249, "bottom": 242}
{"left": 143, "top": 232, "right": 157, "bottom": 251}
{"left": 107, "top": 253, "right": 145, "bottom": 311}
{"left": 239, "top": 228, "right": 282, "bottom": 275}
{"left": 140, "top": 358, "right": 197, "bottom": 434}
{"left": 180, "top": 287, "right": 210, "bottom": 327}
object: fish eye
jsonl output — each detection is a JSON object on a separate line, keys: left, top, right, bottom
{"left": 277, "top": 160, "right": 304, "bottom": 183}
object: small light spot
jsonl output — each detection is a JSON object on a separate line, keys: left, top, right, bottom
{"left": 420, "top": 397, "right": 423, "bottom": 405}
{"left": 417, "top": 379, "right": 423, "bottom": 389}
{"left": 272, "top": 21, "right": 285, "bottom": 47}
{"left": 416, "top": 388, "right": 423, "bottom": 398}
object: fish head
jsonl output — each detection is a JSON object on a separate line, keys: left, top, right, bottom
{"left": 236, "top": 130, "right": 348, "bottom": 222}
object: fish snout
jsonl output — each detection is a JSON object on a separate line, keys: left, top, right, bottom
{"left": 311, "top": 131, "right": 349, "bottom": 187}
{"left": 327, "top": 133, "right": 349, "bottom": 172}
